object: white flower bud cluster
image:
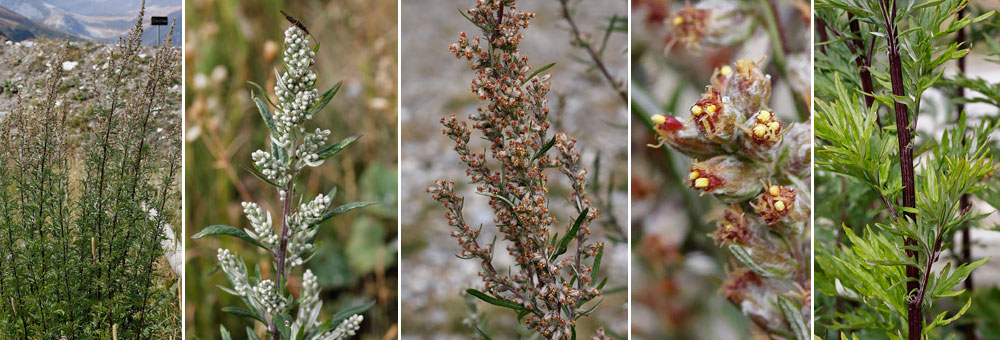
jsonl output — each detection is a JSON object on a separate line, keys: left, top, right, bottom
{"left": 297, "top": 193, "right": 331, "bottom": 225}
{"left": 217, "top": 248, "right": 250, "bottom": 295}
{"left": 253, "top": 279, "right": 287, "bottom": 315}
{"left": 296, "top": 128, "right": 330, "bottom": 168}
{"left": 292, "top": 269, "right": 324, "bottom": 336}
{"left": 242, "top": 202, "right": 277, "bottom": 249}
{"left": 284, "top": 194, "right": 332, "bottom": 269}
{"left": 273, "top": 26, "right": 319, "bottom": 141}
{"left": 315, "top": 314, "right": 364, "bottom": 340}
{"left": 252, "top": 149, "right": 290, "bottom": 186}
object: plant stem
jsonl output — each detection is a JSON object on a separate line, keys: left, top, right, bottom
{"left": 272, "top": 179, "right": 294, "bottom": 340}
{"left": 847, "top": 14, "right": 879, "bottom": 125}
{"left": 818, "top": 15, "right": 879, "bottom": 124}
{"left": 133, "top": 151, "right": 179, "bottom": 340}
{"left": 557, "top": 0, "right": 627, "bottom": 105}
{"left": 878, "top": 0, "right": 920, "bottom": 337}
{"left": 816, "top": 18, "right": 829, "bottom": 54}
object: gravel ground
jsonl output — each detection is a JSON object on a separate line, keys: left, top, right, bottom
{"left": 400, "top": 0, "right": 629, "bottom": 338}
{"left": 0, "top": 38, "right": 182, "bottom": 148}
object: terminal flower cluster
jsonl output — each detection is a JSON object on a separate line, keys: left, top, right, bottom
{"left": 430, "top": 1, "right": 610, "bottom": 339}
{"left": 649, "top": 58, "right": 811, "bottom": 338}
{"left": 199, "top": 24, "right": 373, "bottom": 340}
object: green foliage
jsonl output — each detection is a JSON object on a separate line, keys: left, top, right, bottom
{"left": 814, "top": 0, "right": 1000, "bottom": 338}
{"left": 0, "top": 9, "right": 181, "bottom": 340}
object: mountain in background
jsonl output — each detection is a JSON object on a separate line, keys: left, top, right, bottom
{"left": 0, "top": 5, "right": 78, "bottom": 41}
{"left": 0, "top": 0, "right": 180, "bottom": 46}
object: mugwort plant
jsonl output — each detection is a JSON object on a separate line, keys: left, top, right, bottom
{"left": 647, "top": 58, "right": 812, "bottom": 340}
{"left": 192, "top": 24, "right": 375, "bottom": 340}
{"left": 427, "top": 1, "right": 612, "bottom": 339}
{"left": 814, "top": 0, "right": 999, "bottom": 338}
{"left": 0, "top": 3, "right": 181, "bottom": 339}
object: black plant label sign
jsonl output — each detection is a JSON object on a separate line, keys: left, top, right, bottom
{"left": 151, "top": 16, "right": 168, "bottom": 26}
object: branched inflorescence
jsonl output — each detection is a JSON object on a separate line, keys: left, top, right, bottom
{"left": 198, "top": 25, "right": 374, "bottom": 340}
{"left": 428, "top": 1, "right": 609, "bottom": 339}
{"left": 649, "top": 59, "right": 811, "bottom": 339}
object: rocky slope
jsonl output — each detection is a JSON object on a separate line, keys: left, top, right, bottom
{"left": 0, "top": 0, "right": 180, "bottom": 45}
{"left": 0, "top": 37, "right": 181, "bottom": 152}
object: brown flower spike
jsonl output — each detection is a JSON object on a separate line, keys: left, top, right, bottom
{"left": 432, "top": 1, "right": 611, "bottom": 339}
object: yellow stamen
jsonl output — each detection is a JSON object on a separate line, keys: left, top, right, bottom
{"left": 736, "top": 59, "right": 755, "bottom": 73}
{"left": 694, "top": 177, "right": 710, "bottom": 188}
{"left": 720, "top": 65, "right": 732, "bottom": 76}
{"left": 757, "top": 110, "right": 771, "bottom": 123}
{"left": 753, "top": 124, "right": 768, "bottom": 138}
{"left": 774, "top": 200, "right": 786, "bottom": 212}
{"left": 725, "top": 224, "right": 734, "bottom": 231}
{"left": 769, "top": 185, "right": 781, "bottom": 196}
{"left": 689, "top": 170, "right": 700, "bottom": 180}
{"left": 767, "top": 121, "right": 780, "bottom": 131}
{"left": 652, "top": 114, "right": 666, "bottom": 126}
{"left": 690, "top": 105, "right": 703, "bottom": 116}
{"left": 673, "top": 16, "right": 684, "bottom": 26}
{"left": 705, "top": 104, "right": 717, "bottom": 114}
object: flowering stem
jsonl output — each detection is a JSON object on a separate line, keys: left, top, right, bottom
{"left": 133, "top": 150, "right": 179, "bottom": 340}
{"left": 271, "top": 180, "right": 293, "bottom": 339}
{"left": 877, "top": 0, "right": 920, "bottom": 337}
{"left": 846, "top": 14, "right": 879, "bottom": 126}
{"left": 557, "top": 0, "right": 627, "bottom": 104}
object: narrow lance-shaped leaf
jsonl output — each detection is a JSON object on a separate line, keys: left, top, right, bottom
{"left": 220, "top": 325, "right": 233, "bottom": 340}
{"left": 728, "top": 244, "right": 787, "bottom": 278}
{"left": 222, "top": 306, "right": 265, "bottom": 323}
{"left": 552, "top": 208, "right": 590, "bottom": 259}
{"left": 330, "top": 300, "right": 375, "bottom": 326}
{"left": 532, "top": 134, "right": 557, "bottom": 161}
{"left": 243, "top": 165, "right": 281, "bottom": 188}
{"left": 591, "top": 242, "right": 604, "bottom": 282}
{"left": 309, "top": 201, "right": 378, "bottom": 228}
{"left": 253, "top": 95, "right": 279, "bottom": 137}
{"left": 522, "top": 62, "right": 556, "bottom": 85}
{"left": 777, "top": 295, "right": 809, "bottom": 340}
{"left": 316, "top": 134, "right": 362, "bottom": 160}
{"left": 192, "top": 225, "right": 268, "bottom": 250}
{"left": 309, "top": 81, "right": 343, "bottom": 115}
{"left": 466, "top": 288, "right": 524, "bottom": 311}
{"left": 248, "top": 81, "right": 280, "bottom": 112}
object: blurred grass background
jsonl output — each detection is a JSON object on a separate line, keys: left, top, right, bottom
{"left": 183, "top": 0, "right": 397, "bottom": 339}
{"left": 400, "top": 0, "right": 629, "bottom": 338}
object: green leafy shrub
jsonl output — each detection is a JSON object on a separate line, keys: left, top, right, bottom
{"left": 0, "top": 7, "right": 181, "bottom": 340}
{"left": 814, "top": 0, "right": 1000, "bottom": 338}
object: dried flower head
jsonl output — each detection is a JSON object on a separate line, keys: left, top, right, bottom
{"left": 688, "top": 156, "right": 766, "bottom": 202}
{"left": 668, "top": 0, "right": 751, "bottom": 49}
{"left": 432, "top": 1, "right": 611, "bottom": 338}
{"left": 708, "top": 207, "right": 753, "bottom": 245}
{"left": 648, "top": 56, "right": 810, "bottom": 337}
{"left": 650, "top": 114, "right": 723, "bottom": 159}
